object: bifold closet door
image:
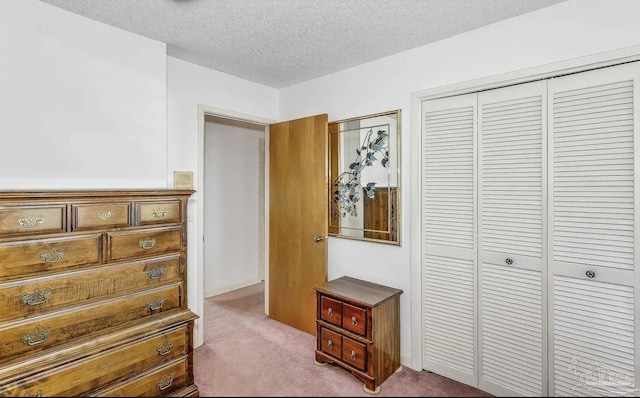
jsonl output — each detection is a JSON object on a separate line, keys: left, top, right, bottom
{"left": 421, "top": 93, "right": 477, "bottom": 386}
{"left": 477, "top": 80, "right": 547, "bottom": 396}
{"left": 548, "top": 62, "right": 640, "bottom": 396}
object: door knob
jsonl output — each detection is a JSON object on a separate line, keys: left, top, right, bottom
{"left": 314, "top": 236, "right": 324, "bottom": 242}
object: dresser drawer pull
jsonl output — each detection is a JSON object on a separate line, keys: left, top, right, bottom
{"left": 327, "top": 307, "right": 333, "bottom": 317}
{"left": 147, "top": 296, "right": 166, "bottom": 311}
{"left": 21, "top": 287, "right": 52, "bottom": 306}
{"left": 18, "top": 215, "right": 45, "bottom": 229}
{"left": 40, "top": 249, "right": 64, "bottom": 263}
{"left": 25, "top": 389, "right": 42, "bottom": 397}
{"left": 350, "top": 350, "right": 357, "bottom": 361}
{"left": 96, "top": 211, "right": 112, "bottom": 220}
{"left": 146, "top": 266, "right": 165, "bottom": 280}
{"left": 152, "top": 208, "right": 168, "bottom": 218}
{"left": 156, "top": 341, "right": 174, "bottom": 356}
{"left": 21, "top": 326, "right": 51, "bottom": 346}
{"left": 351, "top": 316, "right": 358, "bottom": 326}
{"left": 139, "top": 237, "right": 156, "bottom": 250}
{"left": 327, "top": 340, "right": 333, "bottom": 350}
{"left": 157, "top": 374, "right": 174, "bottom": 391}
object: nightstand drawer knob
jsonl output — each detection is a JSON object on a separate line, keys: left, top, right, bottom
{"left": 351, "top": 350, "right": 357, "bottom": 361}
{"left": 328, "top": 340, "right": 333, "bottom": 350}
{"left": 351, "top": 316, "right": 358, "bottom": 325}
{"left": 156, "top": 341, "right": 174, "bottom": 356}
{"left": 157, "top": 374, "right": 174, "bottom": 391}
{"left": 327, "top": 308, "right": 332, "bottom": 317}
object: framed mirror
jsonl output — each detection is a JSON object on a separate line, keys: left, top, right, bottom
{"left": 328, "top": 109, "right": 401, "bottom": 245}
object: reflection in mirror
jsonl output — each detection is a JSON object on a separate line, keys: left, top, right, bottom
{"left": 328, "top": 110, "right": 400, "bottom": 245}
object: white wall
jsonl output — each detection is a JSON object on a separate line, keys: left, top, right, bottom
{"left": 166, "top": 56, "right": 278, "bottom": 347}
{"left": 0, "top": 0, "right": 167, "bottom": 188}
{"left": 279, "top": 0, "right": 640, "bottom": 367}
{"left": 203, "top": 118, "right": 264, "bottom": 297}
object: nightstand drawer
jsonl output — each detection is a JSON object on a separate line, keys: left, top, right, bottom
{"left": 108, "top": 227, "right": 182, "bottom": 261}
{"left": 0, "top": 205, "right": 66, "bottom": 237}
{"left": 320, "top": 327, "right": 342, "bottom": 360}
{"left": 137, "top": 201, "right": 181, "bottom": 226}
{"left": 342, "top": 335, "right": 367, "bottom": 371}
{"left": 342, "top": 303, "right": 367, "bottom": 336}
{"left": 0, "top": 284, "right": 181, "bottom": 361}
{"left": 2, "top": 325, "right": 188, "bottom": 397}
{"left": 0, "top": 234, "right": 102, "bottom": 280}
{"left": 71, "top": 202, "right": 131, "bottom": 231}
{"left": 94, "top": 356, "right": 188, "bottom": 397}
{"left": 0, "top": 255, "right": 181, "bottom": 322}
{"left": 320, "top": 295, "right": 342, "bottom": 326}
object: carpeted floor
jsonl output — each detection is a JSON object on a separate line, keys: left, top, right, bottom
{"left": 193, "top": 281, "right": 492, "bottom": 397}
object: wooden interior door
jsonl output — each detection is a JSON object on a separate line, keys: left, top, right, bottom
{"left": 269, "top": 114, "right": 328, "bottom": 335}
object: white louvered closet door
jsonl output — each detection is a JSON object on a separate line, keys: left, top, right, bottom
{"left": 477, "top": 81, "right": 547, "bottom": 397}
{"left": 422, "top": 94, "right": 477, "bottom": 386}
{"left": 548, "top": 62, "right": 640, "bottom": 397}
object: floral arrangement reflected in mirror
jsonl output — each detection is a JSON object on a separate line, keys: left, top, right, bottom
{"left": 332, "top": 127, "right": 389, "bottom": 217}
{"left": 328, "top": 110, "right": 400, "bottom": 245}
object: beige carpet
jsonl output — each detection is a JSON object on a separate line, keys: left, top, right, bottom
{"left": 193, "top": 281, "right": 492, "bottom": 397}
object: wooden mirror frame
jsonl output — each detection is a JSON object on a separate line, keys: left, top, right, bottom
{"left": 328, "top": 109, "right": 401, "bottom": 245}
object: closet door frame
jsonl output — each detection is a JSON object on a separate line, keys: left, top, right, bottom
{"left": 410, "top": 45, "right": 640, "bottom": 374}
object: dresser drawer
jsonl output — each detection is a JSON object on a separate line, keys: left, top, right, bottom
{"left": 320, "top": 295, "right": 342, "bottom": 327}
{"left": 0, "top": 234, "right": 102, "bottom": 280}
{"left": 1, "top": 325, "right": 188, "bottom": 397}
{"left": 94, "top": 356, "right": 188, "bottom": 397}
{"left": 342, "top": 303, "right": 367, "bottom": 336}
{"left": 0, "top": 284, "right": 181, "bottom": 361}
{"left": 0, "top": 205, "right": 66, "bottom": 237}
{"left": 107, "top": 227, "right": 181, "bottom": 261}
{"left": 341, "top": 335, "right": 367, "bottom": 371}
{"left": 71, "top": 202, "right": 131, "bottom": 231}
{"left": 136, "top": 200, "right": 181, "bottom": 226}
{"left": 0, "top": 255, "right": 181, "bottom": 322}
{"left": 320, "top": 327, "right": 342, "bottom": 360}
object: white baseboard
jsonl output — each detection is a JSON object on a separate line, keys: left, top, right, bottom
{"left": 204, "top": 278, "right": 264, "bottom": 298}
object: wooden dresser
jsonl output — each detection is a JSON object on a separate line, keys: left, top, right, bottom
{"left": 313, "top": 276, "right": 402, "bottom": 394}
{"left": 0, "top": 189, "right": 198, "bottom": 397}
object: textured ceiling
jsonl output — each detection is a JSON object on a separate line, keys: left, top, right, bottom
{"left": 38, "top": 0, "right": 566, "bottom": 88}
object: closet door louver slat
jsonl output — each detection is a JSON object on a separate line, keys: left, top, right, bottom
{"left": 421, "top": 94, "right": 477, "bottom": 386}
{"left": 477, "top": 81, "right": 547, "bottom": 397}
{"left": 549, "top": 63, "right": 640, "bottom": 397}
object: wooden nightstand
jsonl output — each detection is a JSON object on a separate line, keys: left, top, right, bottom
{"left": 313, "top": 276, "right": 403, "bottom": 394}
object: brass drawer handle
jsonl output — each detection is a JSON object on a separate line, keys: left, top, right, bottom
{"left": 327, "top": 340, "right": 333, "bottom": 350}
{"left": 18, "top": 215, "right": 44, "bottom": 229}
{"left": 147, "top": 296, "right": 166, "bottom": 311}
{"left": 25, "top": 389, "right": 42, "bottom": 397}
{"left": 327, "top": 307, "right": 333, "bottom": 317}
{"left": 96, "top": 211, "right": 112, "bottom": 221}
{"left": 351, "top": 350, "right": 357, "bottom": 361}
{"left": 156, "top": 341, "right": 174, "bottom": 356}
{"left": 351, "top": 316, "right": 358, "bottom": 326}
{"left": 146, "top": 266, "right": 165, "bottom": 280}
{"left": 22, "top": 287, "right": 52, "bottom": 306}
{"left": 22, "top": 326, "right": 51, "bottom": 346}
{"left": 157, "top": 374, "right": 174, "bottom": 391}
{"left": 152, "top": 208, "right": 167, "bottom": 218}
{"left": 40, "top": 249, "right": 64, "bottom": 263}
{"left": 139, "top": 237, "right": 156, "bottom": 250}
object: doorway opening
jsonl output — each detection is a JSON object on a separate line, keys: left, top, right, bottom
{"left": 195, "top": 105, "right": 276, "bottom": 348}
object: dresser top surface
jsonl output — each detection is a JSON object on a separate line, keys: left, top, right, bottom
{"left": 313, "top": 276, "right": 402, "bottom": 307}
{"left": 0, "top": 189, "right": 195, "bottom": 200}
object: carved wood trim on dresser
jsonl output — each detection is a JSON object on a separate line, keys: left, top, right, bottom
{"left": 0, "top": 189, "right": 199, "bottom": 397}
{"left": 313, "top": 276, "right": 403, "bottom": 394}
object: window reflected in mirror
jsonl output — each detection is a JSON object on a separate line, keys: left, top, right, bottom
{"left": 328, "top": 110, "right": 400, "bottom": 245}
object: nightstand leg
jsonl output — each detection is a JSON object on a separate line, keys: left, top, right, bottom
{"left": 395, "top": 365, "right": 403, "bottom": 373}
{"left": 313, "top": 360, "right": 328, "bottom": 367}
{"left": 362, "top": 384, "right": 381, "bottom": 395}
